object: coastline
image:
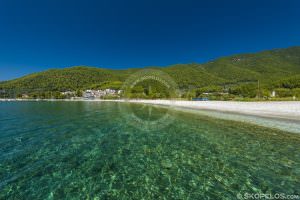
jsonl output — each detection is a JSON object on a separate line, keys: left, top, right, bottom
{"left": 119, "top": 100, "right": 300, "bottom": 133}
{"left": 1, "top": 98, "right": 300, "bottom": 121}
{"left": 1, "top": 98, "right": 300, "bottom": 133}
{"left": 124, "top": 99, "right": 300, "bottom": 122}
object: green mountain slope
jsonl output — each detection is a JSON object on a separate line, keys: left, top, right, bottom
{"left": 160, "top": 64, "right": 227, "bottom": 89}
{"left": 0, "top": 67, "right": 119, "bottom": 91}
{"left": 201, "top": 47, "right": 300, "bottom": 83}
{"left": 0, "top": 46, "right": 300, "bottom": 97}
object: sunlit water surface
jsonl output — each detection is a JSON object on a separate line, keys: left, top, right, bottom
{"left": 0, "top": 102, "right": 299, "bottom": 199}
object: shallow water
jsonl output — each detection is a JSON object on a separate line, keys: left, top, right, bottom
{"left": 0, "top": 102, "right": 299, "bottom": 199}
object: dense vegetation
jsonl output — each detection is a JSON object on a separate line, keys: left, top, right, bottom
{"left": 0, "top": 46, "right": 300, "bottom": 100}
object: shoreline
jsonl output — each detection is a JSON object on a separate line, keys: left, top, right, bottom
{"left": 1, "top": 98, "right": 300, "bottom": 120}
{"left": 1, "top": 98, "right": 300, "bottom": 133}
{"left": 124, "top": 99, "right": 300, "bottom": 122}
{"left": 120, "top": 100, "right": 300, "bottom": 133}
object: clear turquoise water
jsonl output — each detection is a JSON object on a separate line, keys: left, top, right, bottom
{"left": 0, "top": 102, "right": 299, "bottom": 199}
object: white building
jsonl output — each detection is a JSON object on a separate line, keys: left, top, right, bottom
{"left": 83, "top": 89, "right": 122, "bottom": 98}
{"left": 61, "top": 91, "right": 75, "bottom": 96}
{"left": 271, "top": 90, "right": 276, "bottom": 97}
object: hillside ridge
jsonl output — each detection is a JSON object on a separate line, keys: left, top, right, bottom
{"left": 1, "top": 46, "right": 300, "bottom": 99}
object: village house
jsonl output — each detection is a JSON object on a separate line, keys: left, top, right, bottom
{"left": 61, "top": 91, "right": 76, "bottom": 96}
{"left": 83, "top": 89, "right": 122, "bottom": 99}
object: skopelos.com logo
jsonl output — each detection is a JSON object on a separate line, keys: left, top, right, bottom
{"left": 118, "top": 69, "right": 179, "bottom": 131}
{"left": 237, "top": 193, "right": 300, "bottom": 199}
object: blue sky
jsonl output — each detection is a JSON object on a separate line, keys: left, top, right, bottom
{"left": 0, "top": 0, "right": 300, "bottom": 80}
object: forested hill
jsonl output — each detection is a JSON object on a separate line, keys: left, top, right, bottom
{"left": 1, "top": 46, "right": 300, "bottom": 96}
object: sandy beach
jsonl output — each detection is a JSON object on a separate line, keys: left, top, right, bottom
{"left": 123, "top": 100, "right": 300, "bottom": 121}
{"left": 121, "top": 100, "right": 300, "bottom": 133}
